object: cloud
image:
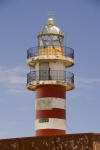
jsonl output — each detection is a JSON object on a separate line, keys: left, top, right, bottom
{"left": 0, "top": 66, "right": 26, "bottom": 83}
{"left": 7, "top": 85, "right": 27, "bottom": 94}
{"left": 0, "top": 65, "right": 27, "bottom": 95}
{"left": 75, "top": 75, "right": 100, "bottom": 89}
{"left": 10, "top": 76, "right": 26, "bottom": 84}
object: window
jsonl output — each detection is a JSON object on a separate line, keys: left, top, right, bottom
{"left": 39, "top": 118, "right": 49, "bottom": 123}
{"left": 39, "top": 63, "right": 49, "bottom": 80}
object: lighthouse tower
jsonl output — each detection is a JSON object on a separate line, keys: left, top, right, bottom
{"left": 26, "top": 17, "right": 74, "bottom": 136}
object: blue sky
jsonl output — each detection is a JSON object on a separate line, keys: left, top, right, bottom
{"left": 0, "top": 0, "right": 100, "bottom": 139}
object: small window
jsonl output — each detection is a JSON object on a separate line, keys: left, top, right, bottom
{"left": 39, "top": 118, "right": 49, "bottom": 123}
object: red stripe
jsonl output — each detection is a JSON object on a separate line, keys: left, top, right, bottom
{"left": 36, "top": 85, "right": 66, "bottom": 99}
{"left": 35, "top": 129, "right": 66, "bottom": 136}
{"left": 36, "top": 108, "right": 66, "bottom": 119}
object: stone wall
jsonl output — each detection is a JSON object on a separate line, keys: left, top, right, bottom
{"left": 92, "top": 134, "right": 100, "bottom": 150}
{"left": 0, "top": 133, "right": 96, "bottom": 150}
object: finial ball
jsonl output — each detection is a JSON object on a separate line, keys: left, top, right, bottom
{"left": 47, "top": 18, "right": 56, "bottom": 26}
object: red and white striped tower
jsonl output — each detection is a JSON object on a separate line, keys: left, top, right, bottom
{"left": 26, "top": 17, "right": 74, "bottom": 136}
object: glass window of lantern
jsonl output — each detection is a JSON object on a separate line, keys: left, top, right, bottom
{"left": 38, "top": 35, "right": 63, "bottom": 47}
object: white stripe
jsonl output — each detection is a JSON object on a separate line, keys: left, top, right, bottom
{"left": 35, "top": 118, "right": 66, "bottom": 130}
{"left": 36, "top": 97, "right": 66, "bottom": 110}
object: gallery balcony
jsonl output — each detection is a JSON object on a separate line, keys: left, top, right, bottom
{"left": 26, "top": 46, "right": 74, "bottom": 68}
{"left": 26, "top": 70, "right": 74, "bottom": 91}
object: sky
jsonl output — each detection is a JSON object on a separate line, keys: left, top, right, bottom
{"left": 0, "top": 0, "right": 100, "bottom": 139}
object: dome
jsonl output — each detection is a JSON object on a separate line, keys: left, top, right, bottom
{"left": 39, "top": 18, "right": 63, "bottom": 36}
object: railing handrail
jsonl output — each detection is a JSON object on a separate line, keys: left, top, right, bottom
{"left": 27, "top": 46, "right": 74, "bottom": 59}
{"left": 27, "top": 70, "right": 74, "bottom": 84}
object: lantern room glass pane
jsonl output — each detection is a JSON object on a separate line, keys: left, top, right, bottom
{"left": 38, "top": 35, "right": 63, "bottom": 47}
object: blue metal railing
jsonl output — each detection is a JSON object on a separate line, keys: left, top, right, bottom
{"left": 27, "top": 46, "right": 74, "bottom": 59}
{"left": 27, "top": 70, "right": 74, "bottom": 85}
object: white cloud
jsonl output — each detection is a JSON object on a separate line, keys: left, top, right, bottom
{"left": 67, "top": 74, "right": 100, "bottom": 100}
{"left": 0, "top": 65, "right": 27, "bottom": 95}
{"left": 75, "top": 75, "right": 100, "bottom": 89}
{"left": 0, "top": 66, "right": 26, "bottom": 83}
{"left": 10, "top": 76, "right": 26, "bottom": 84}
{"left": 7, "top": 87, "right": 27, "bottom": 94}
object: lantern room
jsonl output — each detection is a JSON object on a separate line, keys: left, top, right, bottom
{"left": 38, "top": 18, "right": 64, "bottom": 48}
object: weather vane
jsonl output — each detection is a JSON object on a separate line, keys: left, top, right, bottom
{"left": 48, "top": 11, "right": 56, "bottom": 18}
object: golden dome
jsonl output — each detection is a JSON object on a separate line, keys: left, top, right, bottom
{"left": 40, "top": 18, "right": 63, "bottom": 36}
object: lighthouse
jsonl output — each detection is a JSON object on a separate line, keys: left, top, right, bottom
{"left": 26, "top": 17, "right": 74, "bottom": 136}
